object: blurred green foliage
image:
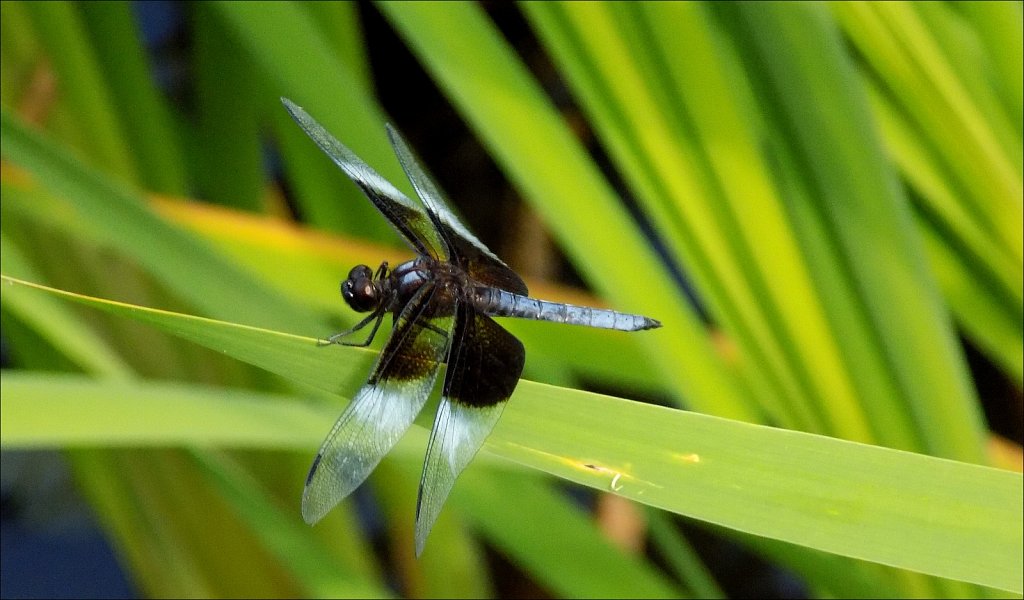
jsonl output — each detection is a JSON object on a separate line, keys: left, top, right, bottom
{"left": 1, "top": 2, "right": 1020, "bottom": 597}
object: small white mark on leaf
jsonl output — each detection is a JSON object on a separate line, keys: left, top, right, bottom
{"left": 610, "top": 472, "right": 623, "bottom": 491}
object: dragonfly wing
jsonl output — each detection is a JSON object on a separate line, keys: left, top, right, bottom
{"left": 302, "top": 283, "right": 453, "bottom": 524}
{"left": 413, "top": 304, "right": 525, "bottom": 555}
{"left": 282, "top": 98, "right": 445, "bottom": 259}
{"left": 386, "top": 124, "right": 528, "bottom": 295}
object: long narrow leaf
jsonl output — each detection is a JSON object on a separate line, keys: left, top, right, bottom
{"left": 3, "top": 275, "right": 1019, "bottom": 592}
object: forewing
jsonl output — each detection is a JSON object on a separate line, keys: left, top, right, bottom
{"left": 302, "top": 283, "right": 453, "bottom": 524}
{"left": 281, "top": 98, "right": 444, "bottom": 259}
{"left": 413, "top": 305, "right": 525, "bottom": 555}
{"left": 386, "top": 124, "right": 528, "bottom": 295}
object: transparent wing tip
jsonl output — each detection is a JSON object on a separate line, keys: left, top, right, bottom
{"left": 413, "top": 479, "right": 450, "bottom": 558}
{"left": 300, "top": 454, "right": 334, "bottom": 525}
{"left": 415, "top": 485, "right": 444, "bottom": 556}
{"left": 300, "top": 487, "right": 329, "bottom": 525}
{"left": 414, "top": 515, "right": 432, "bottom": 558}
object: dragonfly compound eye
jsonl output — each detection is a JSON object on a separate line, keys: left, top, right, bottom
{"left": 342, "top": 265, "right": 378, "bottom": 312}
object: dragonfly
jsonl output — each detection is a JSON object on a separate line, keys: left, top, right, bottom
{"left": 282, "top": 97, "right": 661, "bottom": 555}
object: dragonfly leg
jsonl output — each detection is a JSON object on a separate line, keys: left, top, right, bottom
{"left": 319, "top": 309, "right": 386, "bottom": 347}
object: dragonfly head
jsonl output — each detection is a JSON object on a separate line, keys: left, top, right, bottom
{"left": 342, "top": 264, "right": 380, "bottom": 312}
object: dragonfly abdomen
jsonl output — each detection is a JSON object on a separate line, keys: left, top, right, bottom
{"left": 471, "top": 287, "right": 661, "bottom": 331}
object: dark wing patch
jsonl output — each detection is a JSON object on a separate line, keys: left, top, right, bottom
{"left": 282, "top": 98, "right": 445, "bottom": 259}
{"left": 385, "top": 124, "right": 528, "bottom": 296}
{"left": 442, "top": 305, "right": 525, "bottom": 409}
{"left": 413, "top": 304, "right": 525, "bottom": 555}
{"left": 301, "top": 283, "right": 453, "bottom": 525}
